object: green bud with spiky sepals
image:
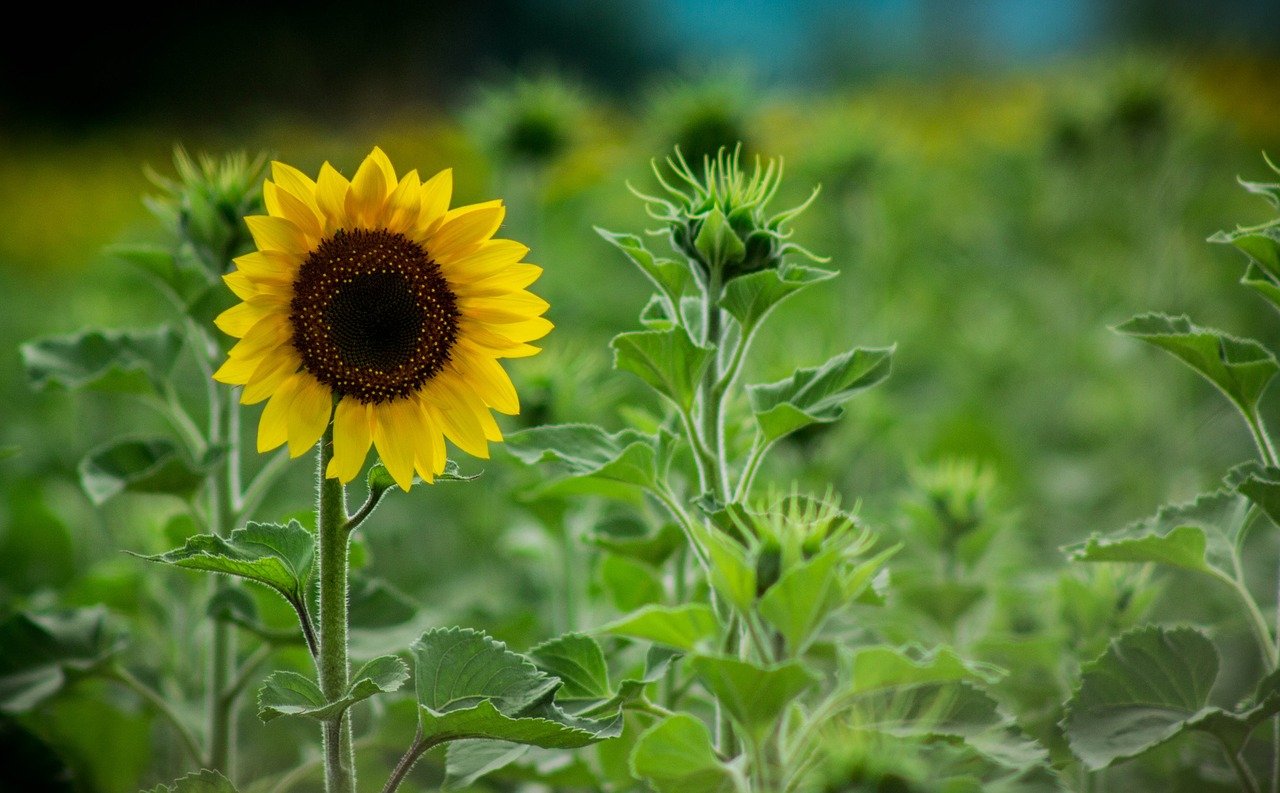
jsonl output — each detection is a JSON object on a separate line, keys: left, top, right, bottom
{"left": 144, "top": 147, "right": 267, "bottom": 275}
{"left": 632, "top": 145, "right": 825, "bottom": 293}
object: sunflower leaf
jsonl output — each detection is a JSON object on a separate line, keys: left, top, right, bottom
{"left": 719, "top": 264, "right": 837, "bottom": 335}
{"left": 133, "top": 520, "right": 315, "bottom": 613}
{"left": 596, "top": 229, "right": 692, "bottom": 308}
{"left": 612, "top": 329, "right": 715, "bottom": 411}
{"left": 1240, "top": 263, "right": 1280, "bottom": 317}
{"left": 0, "top": 607, "right": 123, "bottom": 713}
{"left": 142, "top": 769, "right": 241, "bottom": 793}
{"left": 529, "top": 634, "right": 612, "bottom": 701}
{"left": 849, "top": 643, "right": 1006, "bottom": 694}
{"left": 257, "top": 655, "right": 408, "bottom": 723}
{"left": 1063, "top": 625, "right": 1232, "bottom": 769}
{"left": 746, "top": 346, "right": 894, "bottom": 443}
{"left": 629, "top": 714, "right": 745, "bottom": 793}
{"left": 689, "top": 655, "right": 817, "bottom": 744}
{"left": 413, "top": 628, "right": 621, "bottom": 750}
{"left": 22, "top": 326, "right": 185, "bottom": 395}
{"left": 78, "top": 437, "right": 206, "bottom": 505}
{"left": 599, "top": 604, "right": 720, "bottom": 652}
{"left": 1114, "top": 313, "right": 1278, "bottom": 420}
{"left": 1211, "top": 225, "right": 1280, "bottom": 283}
{"left": 758, "top": 547, "right": 845, "bottom": 654}
{"left": 505, "top": 424, "right": 661, "bottom": 491}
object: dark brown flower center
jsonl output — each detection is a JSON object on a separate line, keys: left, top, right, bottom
{"left": 289, "top": 228, "right": 458, "bottom": 404}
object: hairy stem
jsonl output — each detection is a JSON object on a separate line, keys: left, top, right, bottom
{"left": 316, "top": 424, "right": 355, "bottom": 793}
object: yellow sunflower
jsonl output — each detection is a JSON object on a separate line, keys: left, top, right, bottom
{"left": 212, "top": 147, "right": 551, "bottom": 490}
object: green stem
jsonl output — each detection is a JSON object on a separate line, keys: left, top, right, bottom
{"left": 109, "top": 665, "right": 205, "bottom": 768}
{"left": 1245, "top": 409, "right": 1280, "bottom": 468}
{"left": 734, "top": 434, "right": 773, "bottom": 502}
{"left": 382, "top": 727, "right": 427, "bottom": 793}
{"left": 206, "top": 371, "right": 238, "bottom": 777}
{"left": 1221, "top": 735, "right": 1263, "bottom": 793}
{"left": 698, "top": 269, "right": 730, "bottom": 502}
{"left": 316, "top": 424, "right": 355, "bottom": 793}
{"left": 1211, "top": 568, "right": 1277, "bottom": 670}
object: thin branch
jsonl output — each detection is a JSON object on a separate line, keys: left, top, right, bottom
{"left": 109, "top": 665, "right": 206, "bottom": 768}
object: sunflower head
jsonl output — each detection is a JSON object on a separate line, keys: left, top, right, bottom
{"left": 213, "top": 147, "right": 552, "bottom": 491}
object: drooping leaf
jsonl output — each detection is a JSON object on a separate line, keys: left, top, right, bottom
{"left": 256, "top": 654, "right": 408, "bottom": 722}
{"left": 1211, "top": 225, "right": 1280, "bottom": 283}
{"left": 142, "top": 769, "right": 241, "bottom": 793}
{"left": 719, "top": 264, "right": 837, "bottom": 335}
{"left": 747, "top": 346, "right": 894, "bottom": 442}
{"left": 529, "top": 634, "right": 613, "bottom": 701}
{"left": 444, "top": 741, "right": 532, "bottom": 790}
{"left": 0, "top": 607, "right": 122, "bottom": 712}
{"left": 1063, "top": 625, "right": 1222, "bottom": 769}
{"left": 79, "top": 438, "right": 206, "bottom": 505}
{"left": 412, "top": 628, "right": 621, "bottom": 750}
{"left": 849, "top": 644, "right": 1005, "bottom": 694}
{"left": 505, "top": 424, "right": 661, "bottom": 491}
{"left": 1115, "top": 313, "right": 1278, "bottom": 420}
{"left": 611, "top": 329, "right": 715, "bottom": 411}
{"left": 690, "top": 655, "right": 817, "bottom": 743}
{"left": 596, "top": 229, "right": 692, "bottom": 307}
{"left": 1064, "top": 490, "right": 1246, "bottom": 578}
{"left": 758, "top": 547, "right": 844, "bottom": 654}
{"left": 108, "top": 244, "right": 215, "bottom": 309}
{"left": 599, "top": 604, "right": 720, "bottom": 652}
{"left": 630, "top": 714, "right": 744, "bottom": 793}
{"left": 134, "top": 520, "right": 315, "bottom": 612}
{"left": 616, "top": 646, "right": 683, "bottom": 702}
{"left": 22, "top": 326, "right": 184, "bottom": 395}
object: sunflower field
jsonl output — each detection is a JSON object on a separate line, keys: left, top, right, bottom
{"left": 3, "top": 10, "right": 1280, "bottom": 792}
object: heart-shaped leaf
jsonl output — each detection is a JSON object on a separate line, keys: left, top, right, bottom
{"left": 257, "top": 654, "right": 408, "bottom": 722}
{"left": 505, "top": 424, "right": 662, "bottom": 491}
{"left": 630, "top": 714, "right": 744, "bottom": 793}
{"left": 689, "top": 655, "right": 817, "bottom": 743}
{"left": 719, "top": 264, "right": 836, "bottom": 335}
{"left": 747, "top": 346, "right": 893, "bottom": 443}
{"left": 599, "top": 604, "right": 719, "bottom": 652}
{"left": 22, "top": 326, "right": 184, "bottom": 395}
{"left": 612, "top": 329, "right": 715, "bottom": 411}
{"left": 79, "top": 438, "right": 206, "bottom": 505}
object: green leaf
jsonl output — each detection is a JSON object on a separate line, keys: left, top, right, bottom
{"left": 694, "top": 207, "right": 746, "bottom": 268}
{"left": 688, "top": 521, "right": 755, "bottom": 612}
{"left": 1115, "top": 313, "right": 1279, "bottom": 419}
{"left": 587, "top": 521, "right": 684, "bottom": 566}
{"left": 850, "top": 644, "right": 1005, "bottom": 694}
{"left": 1064, "top": 490, "right": 1245, "bottom": 578}
{"left": 758, "top": 548, "right": 844, "bottom": 654}
{"left": 505, "top": 424, "right": 660, "bottom": 490}
{"left": 616, "top": 647, "right": 683, "bottom": 702}
{"left": 1212, "top": 226, "right": 1280, "bottom": 282}
{"left": 747, "top": 346, "right": 894, "bottom": 442}
{"left": 79, "top": 438, "right": 205, "bottom": 505}
{"left": 612, "top": 329, "right": 715, "bottom": 411}
{"left": 596, "top": 228, "right": 692, "bottom": 307}
{"left": 1226, "top": 461, "right": 1280, "bottom": 529}
{"left": 689, "top": 655, "right": 817, "bottom": 743}
{"left": 142, "top": 769, "right": 241, "bottom": 793}
{"left": 108, "top": 244, "right": 214, "bottom": 308}
{"left": 444, "top": 741, "right": 532, "bottom": 790}
{"left": 1063, "top": 625, "right": 1223, "bottom": 769}
{"left": 257, "top": 654, "right": 408, "bottom": 722}
{"left": 134, "top": 520, "right": 315, "bottom": 612}
{"left": 599, "top": 604, "right": 720, "bottom": 652}
{"left": 0, "top": 607, "right": 122, "bottom": 712}
{"left": 529, "top": 634, "right": 612, "bottom": 701}
{"left": 719, "top": 265, "right": 837, "bottom": 334}
{"left": 22, "top": 326, "right": 184, "bottom": 395}
{"left": 640, "top": 293, "right": 677, "bottom": 331}
{"left": 630, "top": 714, "right": 744, "bottom": 793}
{"left": 1240, "top": 263, "right": 1280, "bottom": 316}
{"left": 413, "top": 628, "right": 620, "bottom": 749}
{"left": 599, "top": 555, "right": 665, "bottom": 611}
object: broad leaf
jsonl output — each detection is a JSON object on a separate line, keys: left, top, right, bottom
{"left": 444, "top": 741, "right": 532, "bottom": 790}
{"left": 630, "top": 714, "right": 744, "bottom": 793}
{"left": 79, "top": 438, "right": 205, "bottom": 505}
{"left": 0, "top": 607, "right": 122, "bottom": 712}
{"left": 688, "top": 521, "right": 755, "bottom": 612}
{"left": 143, "top": 769, "right": 240, "bottom": 793}
{"left": 529, "top": 634, "right": 612, "bottom": 701}
{"left": 1115, "top": 313, "right": 1278, "bottom": 419}
{"left": 1241, "top": 262, "right": 1280, "bottom": 316}
{"left": 612, "top": 329, "right": 715, "bottom": 411}
{"left": 587, "top": 521, "right": 684, "bottom": 567}
{"left": 747, "top": 346, "right": 894, "bottom": 442}
{"left": 412, "top": 628, "right": 621, "bottom": 750}
{"left": 599, "top": 604, "right": 719, "bottom": 652}
{"left": 109, "top": 244, "right": 215, "bottom": 308}
{"left": 758, "top": 548, "right": 844, "bottom": 654}
{"left": 257, "top": 655, "right": 408, "bottom": 722}
{"left": 599, "top": 555, "right": 665, "bottom": 611}
{"left": 719, "top": 265, "right": 837, "bottom": 335}
{"left": 1226, "top": 462, "right": 1280, "bottom": 529}
{"left": 689, "top": 655, "right": 817, "bottom": 743}
{"left": 505, "top": 424, "right": 660, "bottom": 491}
{"left": 22, "top": 326, "right": 184, "bottom": 395}
{"left": 135, "top": 520, "right": 315, "bottom": 612}
{"left": 1064, "top": 490, "right": 1245, "bottom": 579}
{"left": 694, "top": 207, "right": 746, "bottom": 268}
{"left": 596, "top": 229, "right": 692, "bottom": 307}
{"left": 1063, "top": 625, "right": 1223, "bottom": 769}
{"left": 850, "top": 644, "right": 1005, "bottom": 694}
{"left": 1212, "top": 226, "right": 1280, "bottom": 283}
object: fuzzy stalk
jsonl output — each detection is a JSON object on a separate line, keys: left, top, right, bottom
{"left": 315, "top": 425, "right": 355, "bottom": 793}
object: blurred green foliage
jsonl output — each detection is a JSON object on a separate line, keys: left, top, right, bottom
{"left": 3, "top": 53, "right": 1280, "bottom": 790}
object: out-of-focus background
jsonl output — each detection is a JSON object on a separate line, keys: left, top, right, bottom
{"left": 2, "top": 1, "right": 1279, "bottom": 789}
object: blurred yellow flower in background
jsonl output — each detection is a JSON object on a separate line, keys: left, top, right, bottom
{"left": 214, "top": 147, "right": 551, "bottom": 489}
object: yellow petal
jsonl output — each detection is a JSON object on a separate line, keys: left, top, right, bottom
{"left": 215, "top": 301, "right": 272, "bottom": 338}
{"left": 287, "top": 376, "right": 333, "bottom": 458}
{"left": 222, "top": 270, "right": 260, "bottom": 301}
{"left": 271, "top": 161, "right": 321, "bottom": 212}
{"left": 417, "top": 168, "right": 453, "bottom": 236}
{"left": 425, "top": 379, "right": 490, "bottom": 459}
{"left": 213, "top": 354, "right": 258, "bottom": 385}
{"left": 226, "top": 313, "right": 290, "bottom": 362}
{"left": 371, "top": 398, "right": 423, "bottom": 491}
{"left": 327, "top": 397, "right": 373, "bottom": 482}
{"left": 241, "top": 348, "right": 300, "bottom": 405}
{"left": 346, "top": 148, "right": 394, "bottom": 228}
{"left": 385, "top": 169, "right": 422, "bottom": 234}
{"left": 264, "top": 181, "right": 321, "bottom": 242}
{"left": 233, "top": 250, "right": 301, "bottom": 283}
{"left": 412, "top": 399, "right": 450, "bottom": 481}
{"left": 457, "top": 292, "right": 550, "bottom": 324}
{"left": 429, "top": 205, "right": 505, "bottom": 262}
{"left": 439, "top": 240, "right": 531, "bottom": 283}
{"left": 257, "top": 374, "right": 302, "bottom": 452}
{"left": 245, "top": 215, "right": 309, "bottom": 255}
{"left": 451, "top": 346, "right": 519, "bottom": 415}
{"left": 315, "top": 162, "right": 351, "bottom": 233}
{"left": 453, "top": 264, "right": 543, "bottom": 297}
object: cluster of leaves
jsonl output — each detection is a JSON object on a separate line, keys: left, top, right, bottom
{"left": 1060, "top": 158, "right": 1280, "bottom": 791}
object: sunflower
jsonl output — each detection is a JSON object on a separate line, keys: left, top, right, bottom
{"left": 212, "top": 147, "right": 551, "bottom": 490}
